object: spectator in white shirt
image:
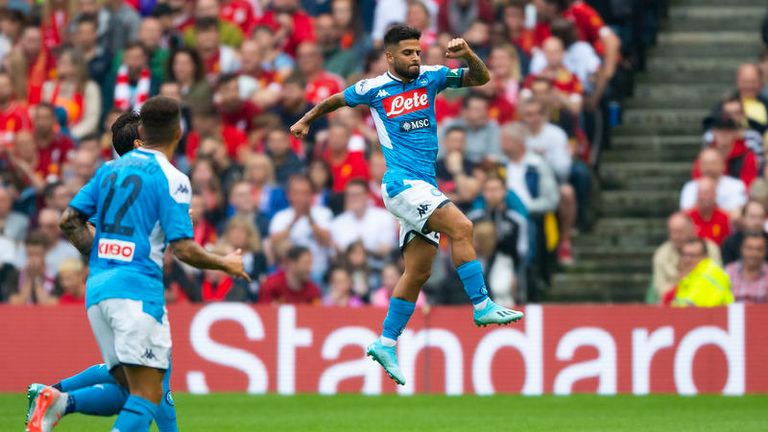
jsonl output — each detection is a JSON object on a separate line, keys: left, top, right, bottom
{"left": 520, "top": 99, "right": 577, "bottom": 264}
{"left": 680, "top": 148, "right": 747, "bottom": 219}
{"left": 269, "top": 174, "right": 333, "bottom": 281}
{"left": 331, "top": 179, "right": 397, "bottom": 258}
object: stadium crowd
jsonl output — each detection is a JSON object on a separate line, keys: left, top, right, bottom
{"left": 651, "top": 15, "right": 768, "bottom": 306}
{"left": 0, "top": 0, "right": 661, "bottom": 308}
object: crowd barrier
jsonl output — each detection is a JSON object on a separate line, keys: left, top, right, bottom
{"left": 2, "top": 304, "right": 766, "bottom": 395}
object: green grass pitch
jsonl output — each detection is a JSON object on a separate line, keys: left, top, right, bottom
{"left": 3, "top": 393, "right": 766, "bottom": 431}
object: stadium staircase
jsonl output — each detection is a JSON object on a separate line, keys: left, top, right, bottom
{"left": 549, "top": 0, "right": 766, "bottom": 302}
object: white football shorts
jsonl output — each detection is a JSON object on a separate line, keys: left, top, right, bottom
{"left": 381, "top": 179, "right": 450, "bottom": 249}
{"left": 87, "top": 298, "right": 171, "bottom": 370}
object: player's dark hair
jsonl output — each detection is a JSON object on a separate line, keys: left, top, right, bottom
{"left": 196, "top": 16, "right": 219, "bottom": 32}
{"left": 25, "top": 230, "right": 48, "bottom": 248}
{"left": 286, "top": 245, "right": 310, "bottom": 262}
{"left": 383, "top": 24, "right": 421, "bottom": 48}
{"left": 140, "top": 96, "right": 181, "bottom": 146}
{"left": 111, "top": 110, "right": 141, "bottom": 156}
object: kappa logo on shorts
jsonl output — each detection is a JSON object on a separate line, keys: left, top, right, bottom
{"left": 142, "top": 348, "right": 156, "bottom": 360}
{"left": 97, "top": 238, "right": 136, "bottom": 262}
{"left": 417, "top": 203, "right": 431, "bottom": 217}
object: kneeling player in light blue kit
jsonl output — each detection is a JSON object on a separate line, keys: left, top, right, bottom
{"left": 290, "top": 25, "right": 524, "bottom": 386}
{"left": 25, "top": 112, "right": 180, "bottom": 431}
{"left": 27, "top": 97, "right": 250, "bottom": 432}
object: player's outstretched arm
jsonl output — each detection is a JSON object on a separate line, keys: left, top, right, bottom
{"left": 289, "top": 92, "right": 347, "bottom": 139}
{"left": 170, "top": 238, "right": 252, "bottom": 282}
{"left": 445, "top": 38, "right": 490, "bottom": 87}
{"left": 60, "top": 207, "right": 95, "bottom": 257}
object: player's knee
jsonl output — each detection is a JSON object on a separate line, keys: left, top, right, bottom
{"left": 450, "top": 216, "right": 474, "bottom": 242}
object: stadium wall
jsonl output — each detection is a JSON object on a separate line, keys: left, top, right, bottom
{"left": 3, "top": 304, "right": 767, "bottom": 395}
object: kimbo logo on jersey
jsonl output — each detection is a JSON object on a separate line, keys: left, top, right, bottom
{"left": 97, "top": 238, "right": 136, "bottom": 262}
{"left": 400, "top": 117, "right": 430, "bottom": 132}
{"left": 383, "top": 88, "right": 429, "bottom": 118}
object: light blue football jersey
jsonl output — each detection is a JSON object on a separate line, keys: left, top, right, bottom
{"left": 343, "top": 65, "right": 464, "bottom": 187}
{"left": 69, "top": 148, "right": 193, "bottom": 308}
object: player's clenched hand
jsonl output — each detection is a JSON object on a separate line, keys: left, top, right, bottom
{"left": 290, "top": 121, "right": 309, "bottom": 139}
{"left": 223, "top": 248, "right": 252, "bottom": 282}
{"left": 445, "top": 38, "right": 470, "bottom": 59}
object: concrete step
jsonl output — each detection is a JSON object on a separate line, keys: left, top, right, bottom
{"left": 601, "top": 146, "right": 701, "bottom": 162}
{"left": 600, "top": 190, "right": 680, "bottom": 217}
{"left": 614, "top": 109, "right": 708, "bottom": 134}
{"left": 634, "top": 70, "right": 733, "bottom": 85}
{"left": 572, "top": 245, "right": 656, "bottom": 261}
{"left": 650, "top": 43, "right": 761, "bottom": 58}
{"left": 591, "top": 217, "right": 667, "bottom": 237}
{"left": 549, "top": 273, "right": 649, "bottom": 303}
{"left": 626, "top": 83, "right": 729, "bottom": 108}
{"left": 665, "top": 6, "right": 766, "bottom": 31}
{"left": 658, "top": 30, "right": 759, "bottom": 45}
{"left": 562, "top": 259, "right": 650, "bottom": 274}
{"left": 612, "top": 134, "right": 702, "bottom": 148}
{"left": 600, "top": 161, "right": 691, "bottom": 187}
{"left": 575, "top": 232, "right": 668, "bottom": 248}
{"left": 674, "top": 0, "right": 766, "bottom": 6}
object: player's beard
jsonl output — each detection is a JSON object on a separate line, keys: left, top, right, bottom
{"left": 395, "top": 60, "right": 420, "bottom": 80}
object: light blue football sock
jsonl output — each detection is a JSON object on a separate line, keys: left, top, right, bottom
{"left": 156, "top": 366, "right": 178, "bottom": 432}
{"left": 66, "top": 383, "right": 128, "bottom": 416}
{"left": 114, "top": 395, "right": 158, "bottom": 432}
{"left": 381, "top": 298, "right": 416, "bottom": 344}
{"left": 55, "top": 364, "right": 114, "bottom": 392}
{"left": 456, "top": 260, "right": 490, "bottom": 306}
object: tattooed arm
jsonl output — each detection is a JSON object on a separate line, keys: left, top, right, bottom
{"left": 289, "top": 93, "right": 348, "bottom": 139}
{"left": 445, "top": 38, "right": 490, "bottom": 87}
{"left": 59, "top": 207, "right": 95, "bottom": 257}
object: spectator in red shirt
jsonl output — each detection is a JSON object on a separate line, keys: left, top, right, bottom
{"left": 258, "top": 0, "right": 315, "bottom": 57}
{"left": 239, "top": 39, "right": 282, "bottom": 108}
{"left": 32, "top": 103, "right": 74, "bottom": 182}
{"left": 216, "top": 73, "right": 261, "bottom": 133}
{"left": 190, "top": 191, "right": 218, "bottom": 249}
{"left": 220, "top": 0, "right": 258, "bottom": 35}
{"left": 187, "top": 106, "right": 247, "bottom": 162}
{"left": 195, "top": 17, "right": 241, "bottom": 84}
{"left": 0, "top": 71, "right": 31, "bottom": 148}
{"left": 694, "top": 117, "right": 758, "bottom": 188}
{"left": 688, "top": 177, "right": 732, "bottom": 246}
{"left": 296, "top": 41, "right": 344, "bottom": 106}
{"left": 523, "top": 37, "right": 583, "bottom": 115}
{"left": 259, "top": 245, "right": 321, "bottom": 304}
{"left": 9, "top": 25, "right": 56, "bottom": 104}
{"left": 322, "top": 123, "right": 369, "bottom": 193}
{"left": 533, "top": 0, "right": 620, "bottom": 80}
{"left": 502, "top": 1, "right": 535, "bottom": 57}
{"left": 55, "top": 258, "right": 86, "bottom": 305}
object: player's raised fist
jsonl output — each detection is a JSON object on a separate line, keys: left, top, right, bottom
{"left": 445, "top": 38, "right": 470, "bottom": 59}
{"left": 290, "top": 121, "right": 309, "bottom": 139}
